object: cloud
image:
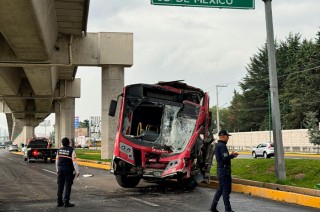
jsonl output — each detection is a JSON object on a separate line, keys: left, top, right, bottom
{"left": 72, "top": 0, "right": 318, "bottom": 119}
{"left": 3, "top": 0, "right": 319, "bottom": 130}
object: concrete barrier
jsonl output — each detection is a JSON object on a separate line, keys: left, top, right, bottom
{"left": 227, "top": 129, "right": 320, "bottom": 153}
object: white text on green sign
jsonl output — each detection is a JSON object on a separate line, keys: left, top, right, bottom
{"left": 151, "top": 0, "right": 255, "bottom": 9}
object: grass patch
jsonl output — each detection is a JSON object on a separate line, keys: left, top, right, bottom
{"left": 211, "top": 158, "right": 320, "bottom": 189}
{"left": 75, "top": 149, "right": 111, "bottom": 162}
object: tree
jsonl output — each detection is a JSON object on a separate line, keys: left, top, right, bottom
{"left": 303, "top": 111, "right": 320, "bottom": 154}
{"left": 227, "top": 90, "right": 246, "bottom": 132}
{"left": 231, "top": 44, "right": 270, "bottom": 131}
{"left": 280, "top": 34, "right": 320, "bottom": 129}
{"left": 50, "top": 130, "right": 55, "bottom": 146}
{"left": 227, "top": 31, "right": 320, "bottom": 131}
{"left": 79, "top": 119, "right": 90, "bottom": 134}
{"left": 210, "top": 105, "right": 232, "bottom": 132}
{"left": 79, "top": 119, "right": 89, "bottom": 128}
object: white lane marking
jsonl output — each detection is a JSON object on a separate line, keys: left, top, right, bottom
{"left": 19, "top": 162, "right": 27, "bottom": 165}
{"left": 42, "top": 169, "right": 56, "bottom": 175}
{"left": 8, "top": 158, "right": 13, "bottom": 160}
{"left": 130, "top": 197, "right": 159, "bottom": 207}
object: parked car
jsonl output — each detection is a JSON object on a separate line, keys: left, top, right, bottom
{"left": 9, "top": 144, "right": 19, "bottom": 151}
{"left": 0, "top": 144, "right": 6, "bottom": 149}
{"left": 252, "top": 142, "right": 274, "bottom": 158}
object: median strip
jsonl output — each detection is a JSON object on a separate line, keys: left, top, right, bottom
{"left": 77, "top": 160, "right": 110, "bottom": 170}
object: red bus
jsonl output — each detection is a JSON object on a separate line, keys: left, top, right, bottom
{"left": 109, "top": 81, "right": 215, "bottom": 188}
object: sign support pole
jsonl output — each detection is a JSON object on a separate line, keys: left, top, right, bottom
{"left": 263, "top": 0, "right": 286, "bottom": 181}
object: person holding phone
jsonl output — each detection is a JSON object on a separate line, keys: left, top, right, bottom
{"left": 209, "top": 130, "right": 239, "bottom": 212}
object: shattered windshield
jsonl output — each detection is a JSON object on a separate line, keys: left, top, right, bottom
{"left": 155, "top": 105, "right": 197, "bottom": 153}
{"left": 122, "top": 98, "right": 198, "bottom": 154}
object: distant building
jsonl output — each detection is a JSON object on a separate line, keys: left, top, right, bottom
{"left": 89, "top": 116, "right": 101, "bottom": 139}
{"left": 0, "top": 127, "right": 9, "bottom": 144}
{"left": 75, "top": 128, "right": 88, "bottom": 137}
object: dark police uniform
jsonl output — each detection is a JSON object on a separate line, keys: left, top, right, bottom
{"left": 56, "top": 146, "right": 79, "bottom": 206}
{"left": 211, "top": 140, "right": 236, "bottom": 212}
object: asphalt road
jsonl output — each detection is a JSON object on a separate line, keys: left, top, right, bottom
{"left": 0, "top": 149, "right": 318, "bottom": 212}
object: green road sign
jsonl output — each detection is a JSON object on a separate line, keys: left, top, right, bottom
{"left": 151, "top": 0, "right": 255, "bottom": 9}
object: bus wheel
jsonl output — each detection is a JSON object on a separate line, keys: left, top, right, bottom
{"left": 115, "top": 175, "right": 140, "bottom": 188}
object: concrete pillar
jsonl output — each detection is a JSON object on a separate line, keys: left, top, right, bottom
{"left": 101, "top": 65, "right": 124, "bottom": 159}
{"left": 56, "top": 98, "right": 75, "bottom": 147}
{"left": 54, "top": 101, "right": 61, "bottom": 148}
{"left": 22, "top": 126, "right": 34, "bottom": 144}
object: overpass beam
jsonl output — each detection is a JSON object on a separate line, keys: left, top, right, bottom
{"left": 24, "top": 66, "right": 59, "bottom": 95}
{"left": 0, "top": 99, "right": 11, "bottom": 113}
{"left": 5, "top": 113, "right": 13, "bottom": 140}
{"left": 0, "top": 32, "right": 133, "bottom": 67}
{"left": 11, "top": 117, "right": 42, "bottom": 143}
{"left": 101, "top": 65, "right": 124, "bottom": 159}
{"left": 0, "top": 67, "right": 22, "bottom": 95}
{"left": 0, "top": 0, "right": 58, "bottom": 60}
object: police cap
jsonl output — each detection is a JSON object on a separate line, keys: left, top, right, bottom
{"left": 218, "top": 130, "right": 232, "bottom": 136}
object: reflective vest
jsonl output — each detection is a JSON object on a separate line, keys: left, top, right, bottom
{"left": 57, "top": 146, "right": 74, "bottom": 170}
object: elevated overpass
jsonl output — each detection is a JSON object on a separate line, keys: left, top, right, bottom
{"left": 0, "top": 0, "right": 133, "bottom": 158}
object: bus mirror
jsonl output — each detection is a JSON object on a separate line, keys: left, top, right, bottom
{"left": 108, "top": 100, "right": 118, "bottom": 117}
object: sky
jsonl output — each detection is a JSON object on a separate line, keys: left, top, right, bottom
{"left": 1, "top": 0, "right": 320, "bottom": 135}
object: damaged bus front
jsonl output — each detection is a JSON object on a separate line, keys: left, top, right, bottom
{"left": 109, "top": 81, "right": 215, "bottom": 188}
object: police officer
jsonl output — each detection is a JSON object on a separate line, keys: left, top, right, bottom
{"left": 56, "top": 137, "right": 79, "bottom": 207}
{"left": 209, "top": 130, "right": 238, "bottom": 212}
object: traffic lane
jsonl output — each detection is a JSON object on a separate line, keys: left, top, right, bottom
{"left": 1, "top": 150, "right": 211, "bottom": 212}
{"left": 0, "top": 150, "right": 318, "bottom": 212}
{"left": 0, "top": 150, "right": 59, "bottom": 211}
{"left": 0, "top": 151, "right": 206, "bottom": 211}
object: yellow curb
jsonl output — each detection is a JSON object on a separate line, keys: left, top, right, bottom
{"left": 82, "top": 152, "right": 100, "bottom": 155}
{"left": 77, "top": 158, "right": 111, "bottom": 165}
{"left": 11, "top": 151, "right": 111, "bottom": 167}
{"left": 78, "top": 161, "right": 110, "bottom": 170}
{"left": 204, "top": 181, "right": 320, "bottom": 209}
{"left": 233, "top": 183, "right": 320, "bottom": 209}
{"left": 238, "top": 151, "right": 320, "bottom": 158}
{"left": 284, "top": 153, "right": 320, "bottom": 158}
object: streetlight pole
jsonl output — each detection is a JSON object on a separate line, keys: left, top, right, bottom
{"left": 216, "top": 84, "right": 227, "bottom": 133}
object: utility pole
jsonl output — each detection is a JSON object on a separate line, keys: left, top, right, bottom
{"left": 268, "top": 90, "right": 271, "bottom": 143}
{"left": 216, "top": 84, "right": 227, "bottom": 133}
{"left": 263, "top": 0, "right": 286, "bottom": 180}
